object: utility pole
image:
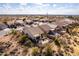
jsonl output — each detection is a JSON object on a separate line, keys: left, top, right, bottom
{"left": 47, "top": 12, "right": 48, "bottom": 20}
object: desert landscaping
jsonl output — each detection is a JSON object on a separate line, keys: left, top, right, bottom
{"left": 0, "top": 15, "right": 79, "bottom": 56}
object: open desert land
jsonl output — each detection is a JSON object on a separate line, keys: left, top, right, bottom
{"left": 0, "top": 15, "right": 79, "bottom": 56}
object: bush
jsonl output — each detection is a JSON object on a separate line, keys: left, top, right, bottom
{"left": 19, "top": 35, "right": 34, "bottom": 47}
{"left": 31, "top": 47, "right": 40, "bottom": 56}
{"left": 54, "top": 39, "right": 61, "bottom": 47}
{"left": 10, "top": 29, "right": 17, "bottom": 35}
{"left": 53, "top": 37, "right": 61, "bottom": 47}
{"left": 20, "top": 35, "right": 28, "bottom": 41}
{"left": 19, "top": 35, "right": 28, "bottom": 44}
{"left": 44, "top": 44, "right": 53, "bottom": 56}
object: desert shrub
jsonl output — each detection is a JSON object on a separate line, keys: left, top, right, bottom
{"left": 67, "top": 16, "right": 73, "bottom": 19}
{"left": 66, "top": 23, "right": 79, "bottom": 35}
{"left": 31, "top": 47, "right": 40, "bottom": 56}
{"left": 19, "top": 35, "right": 29, "bottom": 44}
{"left": 54, "top": 39, "right": 61, "bottom": 47}
{"left": 19, "top": 35, "right": 34, "bottom": 47}
{"left": 44, "top": 44, "right": 53, "bottom": 56}
{"left": 53, "top": 37, "right": 61, "bottom": 47}
{"left": 24, "top": 40, "right": 34, "bottom": 47}
{"left": 10, "top": 29, "right": 17, "bottom": 35}
{"left": 20, "top": 35, "right": 28, "bottom": 41}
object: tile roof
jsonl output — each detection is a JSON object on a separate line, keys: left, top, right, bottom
{"left": 23, "top": 26, "right": 44, "bottom": 37}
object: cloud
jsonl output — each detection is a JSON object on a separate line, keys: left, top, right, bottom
{"left": 48, "top": 9, "right": 79, "bottom": 15}
{"left": 0, "top": 3, "right": 79, "bottom": 15}
{"left": 52, "top": 4, "right": 57, "bottom": 7}
{"left": 20, "top": 3, "right": 27, "bottom": 6}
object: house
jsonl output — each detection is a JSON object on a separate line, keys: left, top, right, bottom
{"left": 7, "top": 21, "right": 16, "bottom": 28}
{"left": 0, "top": 23, "right": 8, "bottom": 30}
{"left": 23, "top": 26, "right": 44, "bottom": 42}
{"left": 33, "top": 18, "right": 39, "bottom": 22}
{"left": 31, "top": 24, "right": 38, "bottom": 27}
{"left": 16, "top": 27, "right": 24, "bottom": 33}
{"left": 14, "top": 20, "right": 24, "bottom": 26}
{"left": 39, "top": 24, "right": 52, "bottom": 33}
{"left": 47, "top": 23, "right": 57, "bottom": 30}
{"left": 25, "top": 19, "right": 33, "bottom": 25}
{"left": 39, "top": 24, "right": 57, "bottom": 34}
{"left": 39, "top": 24, "right": 58, "bottom": 39}
{"left": 56, "top": 18, "right": 74, "bottom": 28}
{"left": 47, "top": 23, "right": 57, "bottom": 34}
{"left": 39, "top": 19, "right": 48, "bottom": 22}
{"left": 54, "top": 19, "right": 74, "bottom": 34}
{"left": 0, "top": 28, "right": 11, "bottom": 36}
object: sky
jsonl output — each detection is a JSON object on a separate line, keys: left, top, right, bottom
{"left": 0, "top": 3, "right": 79, "bottom": 15}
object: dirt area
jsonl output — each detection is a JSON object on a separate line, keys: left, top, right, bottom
{"left": 0, "top": 15, "right": 79, "bottom": 56}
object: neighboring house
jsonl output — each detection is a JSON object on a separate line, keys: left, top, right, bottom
{"left": 7, "top": 21, "right": 16, "bottom": 28}
{"left": 33, "top": 18, "right": 39, "bottom": 22}
{"left": 0, "top": 23, "right": 8, "bottom": 30}
{"left": 25, "top": 19, "right": 33, "bottom": 25}
{"left": 39, "top": 19, "right": 48, "bottom": 22}
{"left": 0, "top": 28, "right": 11, "bottom": 36}
{"left": 39, "top": 24, "right": 58, "bottom": 39}
{"left": 31, "top": 24, "right": 38, "bottom": 27}
{"left": 14, "top": 20, "right": 24, "bottom": 26}
{"left": 47, "top": 23, "right": 58, "bottom": 34}
{"left": 54, "top": 26, "right": 66, "bottom": 35}
{"left": 47, "top": 23, "right": 57, "bottom": 30}
{"left": 39, "top": 24, "right": 53, "bottom": 34}
{"left": 53, "top": 19, "right": 74, "bottom": 34}
{"left": 23, "top": 26, "right": 44, "bottom": 42}
{"left": 16, "top": 27, "right": 24, "bottom": 32}
{"left": 39, "top": 24, "right": 58, "bottom": 36}
{"left": 56, "top": 18, "right": 74, "bottom": 28}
